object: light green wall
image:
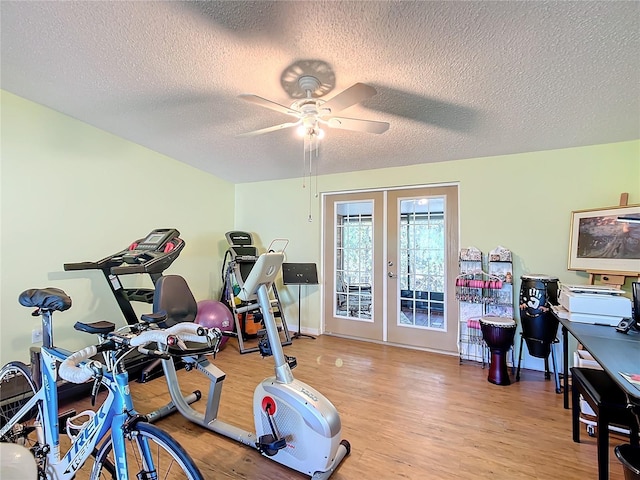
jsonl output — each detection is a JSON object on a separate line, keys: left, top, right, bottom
{"left": 1, "top": 91, "right": 235, "bottom": 364}
{"left": 2, "top": 88, "right": 639, "bottom": 368}
{"left": 235, "top": 141, "right": 640, "bottom": 363}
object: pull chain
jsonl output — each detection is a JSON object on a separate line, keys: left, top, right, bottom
{"left": 302, "top": 134, "right": 307, "bottom": 189}
{"left": 302, "top": 130, "right": 320, "bottom": 222}
{"left": 314, "top": 141, "right": 319, "bottom": 199}
{"left": 308, "top": 133, "right": 314, "bottom": 222}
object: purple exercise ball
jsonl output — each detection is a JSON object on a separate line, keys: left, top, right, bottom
{"left": 195, "top": 300, "right": 233, "bottom": 349}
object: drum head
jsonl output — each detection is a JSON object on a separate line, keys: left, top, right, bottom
{"left": 480, "top": 316, "right": 515, "bottom": 327}
{"left": 521, "top": 274, "right": 559, "bottom": 281}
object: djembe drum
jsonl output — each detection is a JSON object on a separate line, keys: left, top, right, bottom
{"left": 516, "top": 274, "right": 561, "bottom": 392}
{"left": 519, "top": 274, "right": 559, "bottom": 358}
{"left": 480, "top": 316, "right": 517, "bottom": 386}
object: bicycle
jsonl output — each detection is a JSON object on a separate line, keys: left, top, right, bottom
{"left": 0, "top": 287, "right": 216, "bottom": 480}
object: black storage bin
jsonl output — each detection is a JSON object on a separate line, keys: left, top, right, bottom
{"left": 615, "top": 444, "right": 640, "bottom": 480}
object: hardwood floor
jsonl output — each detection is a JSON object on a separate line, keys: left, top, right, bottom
{"left": 65, "top": 335, "right": 633, "bottom": 479}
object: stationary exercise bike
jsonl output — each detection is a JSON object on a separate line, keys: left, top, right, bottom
{"left": 148, "top": 252, "right": 350, "bottom": 479}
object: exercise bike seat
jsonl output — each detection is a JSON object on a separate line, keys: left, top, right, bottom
{"left": 153, "top": 275, "right": 198, "bottom": 327}
{"left": 153, "top": 275, "right": 222, "bottom": 356}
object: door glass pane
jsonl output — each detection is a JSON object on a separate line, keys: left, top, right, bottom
{"left": 398, "top": 197, "right": 445, "bottom": 329}
{"left": 335, "top": 201, "right": 373, "bottom": 321}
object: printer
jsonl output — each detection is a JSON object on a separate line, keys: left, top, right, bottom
{"left": 558, "top": 284, "right": 632, "bottom": 326}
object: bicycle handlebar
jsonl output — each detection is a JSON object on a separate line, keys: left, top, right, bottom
{"left": 59, "top": 346, "right": 100, "bottom": 384}
{"left": 59, "top": 323, "right": 221, "bottom": 384}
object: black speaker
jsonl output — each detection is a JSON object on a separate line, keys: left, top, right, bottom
{"left": 617, "top": 282, "right": 639, "bottom": 333}
{"left": 633, "top": 282, "right": 639, "bottom": 323}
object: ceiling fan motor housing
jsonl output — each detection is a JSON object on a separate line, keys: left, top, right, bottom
{"left": 298, "top": 75, "right": 321, "bottom": 97}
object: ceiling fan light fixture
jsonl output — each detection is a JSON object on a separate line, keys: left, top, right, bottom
{"left": 297, "top": 125, "right": 325, "bottom": 139}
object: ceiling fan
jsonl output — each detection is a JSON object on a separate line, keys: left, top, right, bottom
{"left": 237, "top": 61, "right": 389, "bottom": 139}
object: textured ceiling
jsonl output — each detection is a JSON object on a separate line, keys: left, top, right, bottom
{"left": 1, "top": 1, "right": 638, "bottom": 183}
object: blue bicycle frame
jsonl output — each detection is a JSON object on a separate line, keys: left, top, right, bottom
{"left": 1, "top": 320, "right": 152, "bottom": 480}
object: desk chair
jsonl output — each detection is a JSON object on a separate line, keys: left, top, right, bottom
{"left": 571, "top": 367, "right": 639, "bottom": 480}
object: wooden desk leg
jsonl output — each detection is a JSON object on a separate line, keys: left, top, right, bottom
{"left": 563, "top": 326, "right": 569, "bottom": 409}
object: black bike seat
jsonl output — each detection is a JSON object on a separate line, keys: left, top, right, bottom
{"left": 140, "top": 311, "right": 168, "bottom": 324}
{"left": 19, "top": 288, "right": 72, "bottom": 312}
{"left": 74, "top": 321, "right": 116, "bottom": 335}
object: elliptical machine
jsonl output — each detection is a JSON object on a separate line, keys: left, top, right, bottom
{"left": 148, "top": 252, "right": 350, "bottom": 479}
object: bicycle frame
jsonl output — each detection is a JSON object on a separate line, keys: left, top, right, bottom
{"left": 0, "top": 313, "right": 150, "bottom": 480}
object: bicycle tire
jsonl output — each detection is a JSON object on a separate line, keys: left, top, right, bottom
{"left": 0, "top": 361, "right": 44, "bottom": 474}
{"left": 90, "top": 421, "right": 204, "bottom": 480}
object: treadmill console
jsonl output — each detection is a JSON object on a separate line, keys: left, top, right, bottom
{"left": 64, "top": 228, "right": 185, "bottom": 276}
{"left": 133, "top": 229, "right": 180, "bottom": 251}
{"left": 122, "top": 228, "right": 182, "bottom": 267}
{"left": 225, "top": 230, "right": 258, "bottom": 261}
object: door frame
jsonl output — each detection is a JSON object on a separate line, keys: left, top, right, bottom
{"left": 322, "top": 191, "right": 384, "bottom": 340}
{"left": 320, "top": 182, "right": 460, "bottom": 352}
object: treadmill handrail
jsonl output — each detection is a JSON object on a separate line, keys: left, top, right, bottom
{"left": 64, "top": 238, "right": 185, "bottom": 276}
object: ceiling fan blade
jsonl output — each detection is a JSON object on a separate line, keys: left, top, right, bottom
{"left": 321, "top": 83, "right": 377, "bottom": 114}
{"left": 326, "top": 116, "right": 390, "bottom": 134}
{"left": 238, "top": 94, "right": 300, "bottom": 116}
{"left": 237, "top": 121, "right": 300, "bottom": 138}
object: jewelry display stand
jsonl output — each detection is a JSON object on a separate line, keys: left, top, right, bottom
{"left": 457, "top": 246, "right": 514, "bottom": 366}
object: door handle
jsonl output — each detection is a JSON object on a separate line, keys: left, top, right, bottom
{"left": 388, "top": 272, "right": 397, "bottom": 278}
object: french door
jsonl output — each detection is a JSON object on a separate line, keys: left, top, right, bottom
{"left": 322, "top": 185, "right": 459, "bottom": 353}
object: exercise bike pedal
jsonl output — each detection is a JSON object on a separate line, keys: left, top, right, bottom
{"left": 286, "top": 355, "right": 297, "bottom": 370}
{"left": 257, "top": 434, "right": 287, "bottom": 456}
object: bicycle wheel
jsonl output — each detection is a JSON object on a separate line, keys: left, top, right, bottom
{"left": 0, "top": 362, "right": 43, "bottom": 447}
{"left": 90, "top": 421, "right": 203, "bottom": 480}
{"left": 0, "top": 362, "right": 43, "bottom": 477}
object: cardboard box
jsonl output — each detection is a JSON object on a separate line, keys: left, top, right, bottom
{"left": 573, "top": 349, "right": 601, "bottom": 370}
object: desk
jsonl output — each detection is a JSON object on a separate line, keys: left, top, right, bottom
{"left": 557, "top": 312, "right": 640, "bottom": 417}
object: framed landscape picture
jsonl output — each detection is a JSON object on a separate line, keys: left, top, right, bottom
{"left": 568, "top": 205, "right": 640, "bottom": 274}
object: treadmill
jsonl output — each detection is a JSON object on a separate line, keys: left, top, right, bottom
{"left": 64, "top": 228, "right": 185, "bottom": 383}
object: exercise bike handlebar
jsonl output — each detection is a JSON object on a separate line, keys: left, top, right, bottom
{"left": 59, "top": 323, "right": 221, "bottom": 383}
{"left": 129, "top": 323, "right": 216, "bottom": 347}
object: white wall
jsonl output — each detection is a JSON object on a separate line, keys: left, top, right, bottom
{"left": 235, "top": 140, "right": 640, "bottom": 370}
{"left": 1, "top": 91, "right": 235, "bottom": 364}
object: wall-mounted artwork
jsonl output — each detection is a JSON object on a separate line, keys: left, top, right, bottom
{"left": 568, "top": 204, "right": 640, "bottom": 274}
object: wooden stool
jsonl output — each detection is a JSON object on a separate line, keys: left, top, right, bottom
{"left": 571, "top": 367, "right": 640, "bottom": 480}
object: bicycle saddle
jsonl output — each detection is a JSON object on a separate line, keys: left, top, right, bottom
{"left": 19, "top": 287, "right": 72, "bottom": 311}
